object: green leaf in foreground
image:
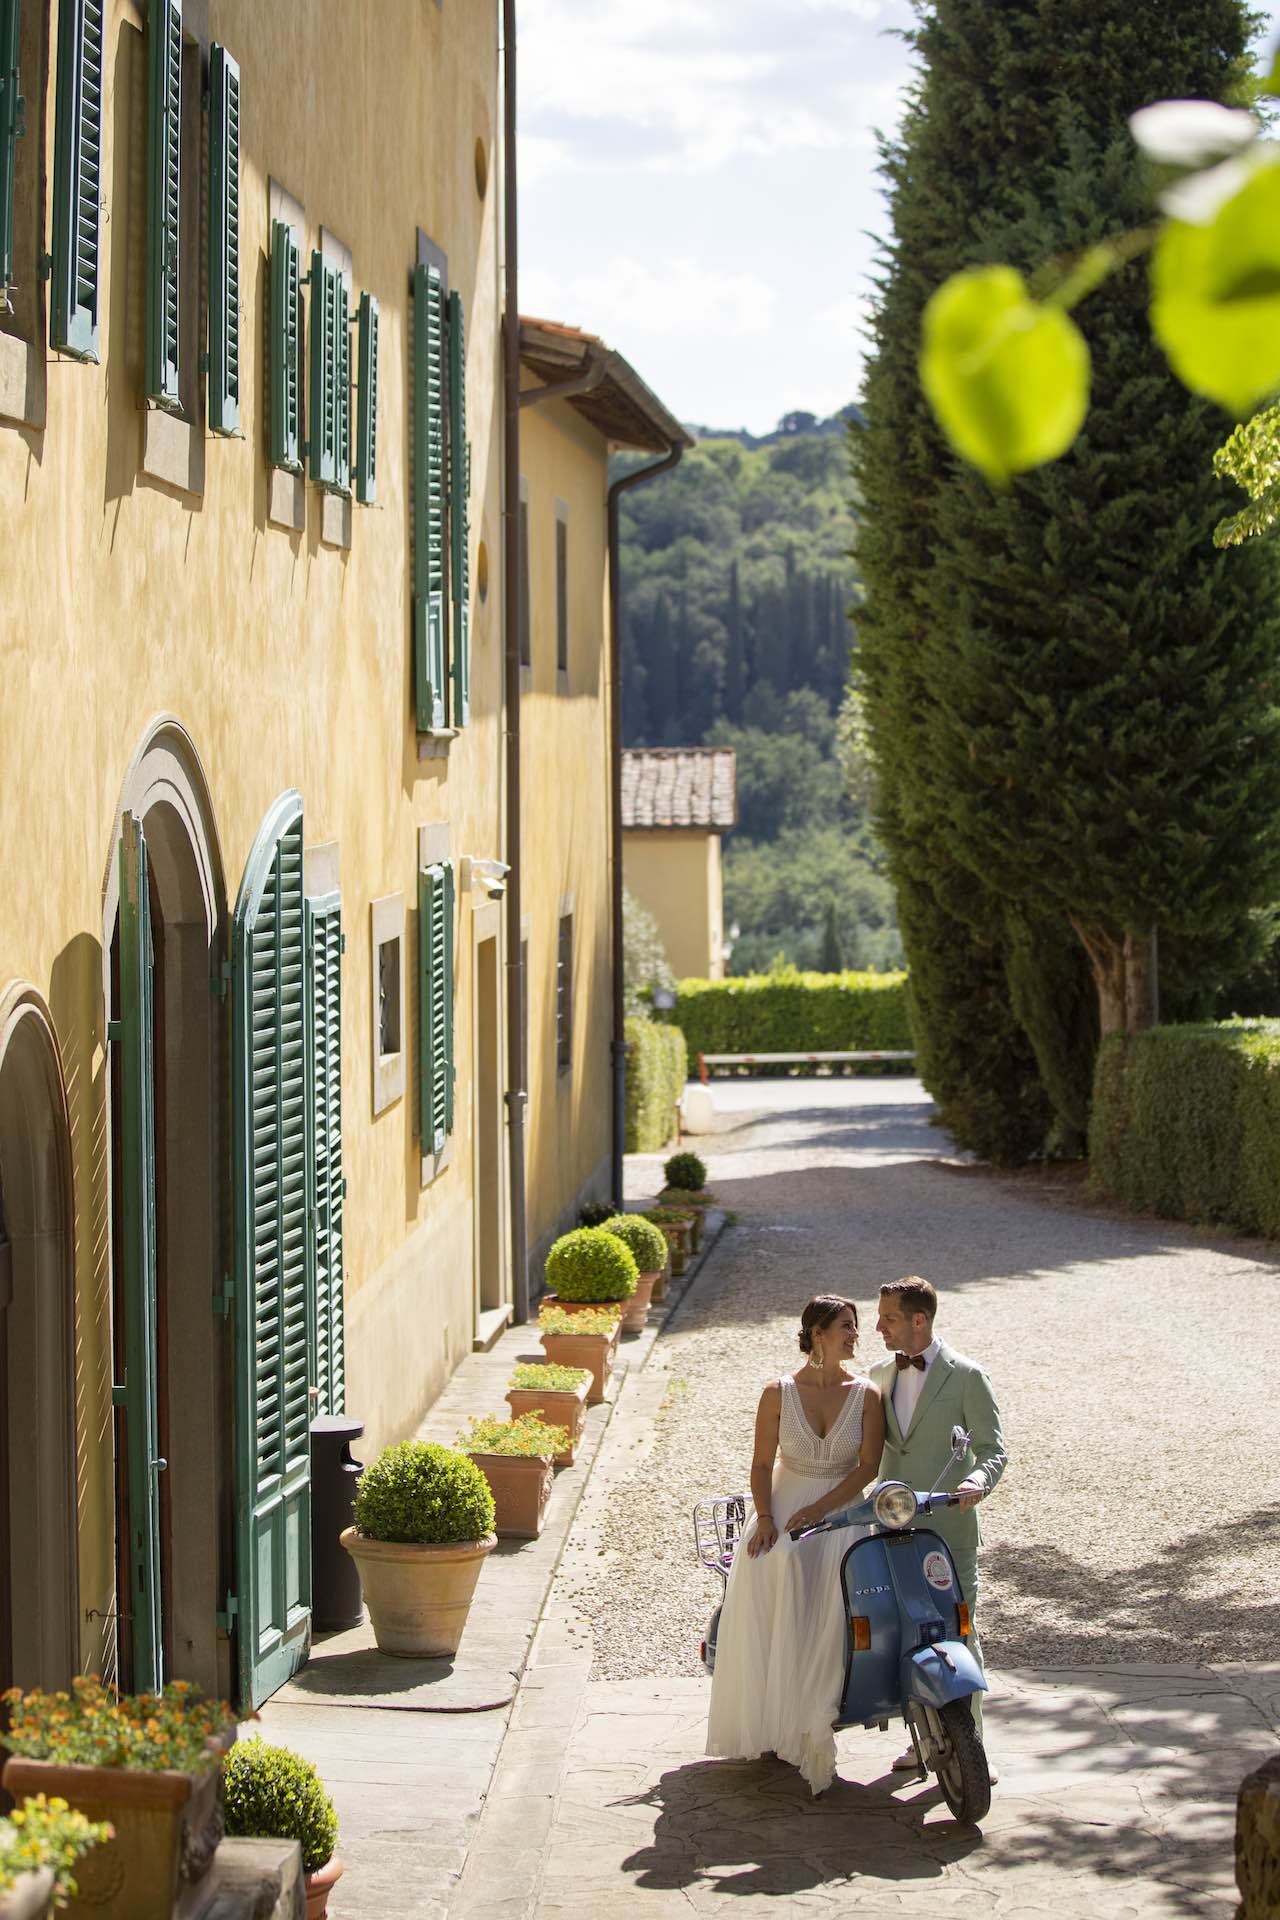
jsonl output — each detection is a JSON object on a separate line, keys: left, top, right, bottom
{"left": 1151, "top": 154, "right": 1280, "bottom": 414}
{"left": 1212, "top": 401, "right": 1280, "bottom": 544}
{"left": 920, "top": 267, "right": 1090, "bottom": 484}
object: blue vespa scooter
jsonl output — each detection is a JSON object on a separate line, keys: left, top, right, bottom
{"left": 694, "top": 1425, "right": 991, "bottom": 1823}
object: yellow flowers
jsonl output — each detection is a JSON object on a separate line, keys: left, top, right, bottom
{"left": 1, "top": 1676, "right": 234, "bottom": 1775}
{"left": 0, "top": 1794, "right": 113, "bottom": 1902}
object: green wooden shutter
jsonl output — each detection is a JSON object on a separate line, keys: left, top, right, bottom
{"left": 0, "top": 0, "right": 21, "bottom": 309}
{"left": 413, "top": 262, "right": 446, "bottom": 731}
{"left": 309, "top": 252, "right": 349, "bottom": 492}
{"left": 270, "top": 218, "right": 301, "bottom": 471}
{"left": 447, "top": 290, "right": 471, "bottom": 727}
{"left": 207, "top": 44, "right": 240, "bottom": 435}
{"left": 231, "top": 793, "right": 312, "bottom": 1709}
{"left": 305, "top": 893, "right": 344, "bottom": 1418}
{"left": 418, "top": 862, "right": 454, "bottom": 1153}
{"left": 50, "top": 0, "right": 103, "bottom": 359}
{"left": 145, "top": 0, "right": 181, "bottom": 408}
{"left": 356, "top": 292, "right": 378, "bottom": 505}
{"left": 117, "top": 813, "right": 164, "bottom": 1693}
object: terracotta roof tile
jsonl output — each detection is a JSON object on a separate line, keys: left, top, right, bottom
{"left": 620, "top": 748, "right": 737, "bottom": 832}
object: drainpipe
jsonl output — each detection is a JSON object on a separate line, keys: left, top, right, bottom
{"left": 606, "top": 443, "right": 685, "bottom": 1204}
{"left": 501, "top": 0, "right": 529, "bottom": 1322}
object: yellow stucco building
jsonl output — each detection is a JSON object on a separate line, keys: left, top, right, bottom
{"left": 622, "top": 748, "right": 738, "bottom": 981}
{"left": 0, "top": 1, "right": 686, "bottom": 1716}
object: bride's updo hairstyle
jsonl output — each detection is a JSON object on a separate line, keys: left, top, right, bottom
{"left": 797, "top": 1294, "right": 858, "bottom": 1355}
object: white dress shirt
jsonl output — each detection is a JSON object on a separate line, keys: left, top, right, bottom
{"left": 893, "top": 1337, "right": 940, "bottom": 1435}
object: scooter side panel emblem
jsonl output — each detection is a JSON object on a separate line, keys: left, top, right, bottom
{"left": 922, "top": 1550, "right": 953, "bottom": 1591}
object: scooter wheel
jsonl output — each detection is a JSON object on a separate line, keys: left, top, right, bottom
{"left": 932, "top": 1699, "right": 991, "bottom": 1824}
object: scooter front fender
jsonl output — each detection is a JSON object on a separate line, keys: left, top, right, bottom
{"left": 903, "top": 1640, "right": 987, "bottom": 1708}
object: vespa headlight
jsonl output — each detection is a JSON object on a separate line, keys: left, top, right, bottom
{"left": 873, "top": 1481, "right": 917, "bottom": 1530}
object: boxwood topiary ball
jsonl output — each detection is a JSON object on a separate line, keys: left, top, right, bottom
{"left": 600, "top": 1213, "right": 668, "bottom": 1275}
{"left": 545, "top": 1226, "right": 639, "bottom": 1302}
{"left": 352, "top": 1440, "right": 496, "bottom": 1545}
{"left": 224, "top": 1737, "right": 339, "bottom": 1874}
{"left": 663, "top": 1151, "right": 707, "bottom": 1192}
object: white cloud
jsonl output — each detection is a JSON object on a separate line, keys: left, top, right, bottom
{"left": 520, "top": 255, "right": 778, "bottom": 347}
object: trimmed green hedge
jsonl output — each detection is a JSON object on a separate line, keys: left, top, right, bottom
{"left": 673, "top": 969, "right": 911, "bottom": 1061}
{"left": 1090, "top": 1021, "right": 1280, "bottom": 1236}
{"left": 625, "top": 1016, "right": 688, "bottom": 1153}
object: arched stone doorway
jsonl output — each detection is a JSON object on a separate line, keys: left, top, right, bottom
{"left": 0, "top": 987, "right": 78, "bottom": 1698}
{"left": 104, "top": 722, "right": 230, "bottom": 1698}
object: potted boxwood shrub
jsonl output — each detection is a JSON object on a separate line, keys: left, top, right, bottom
{"left": 0, "top": 1795, "right": 113, "bottom": 1920}
{"left": 645, "top": 1207, "right": 695, "bottom": 1274}
{"left": 341, "top": 1441, "right": 497, "bottom": 1658}
{"left": 0, "top": 1677, "right": 234, "bottom": 1920}
{"left": 538, "top": 1303, "right": 621, "bottom": 1404}
{"left": 576, "top": 1198, "right": 618, "bottom": 1228}
{"left": 661, "top": 1152, "right": 714, "bottom": 1204}
{"left": 460, "top": 1413, "right": 569, "bottom": 1539}
{"left": 544, "top": 1227, "right": 639, "bottom": 1317}
{"left": 505, "top": 1362, "right": 591, "bottom": 1464}
{"left": 599, "top": 1215, "right": 668, "bottom": 1330}
{"left": 223, "top": 1738, "right": 341, "bottom": 1920}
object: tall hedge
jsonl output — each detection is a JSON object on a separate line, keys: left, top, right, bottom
{"left": 674, "top": 969, "right": 910, "bottom": 1058}
{"left": 624, "top": 1016, "right": 688, "bottom": 1153}
{"left": 1090, "top": 1022, "right": 1280, "bottom": 1236}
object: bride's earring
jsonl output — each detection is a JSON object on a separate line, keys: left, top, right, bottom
{"left": 808, "top": 1341, "right": 823, "bottom": 1372}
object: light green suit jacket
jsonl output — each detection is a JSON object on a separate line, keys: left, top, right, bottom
{"left": 869, "top": 1342, "right": 1007, "bottom": 1562}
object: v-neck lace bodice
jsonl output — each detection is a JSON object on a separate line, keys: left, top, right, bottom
{"left": 777, "top": 1374, "right": 866, "bottom": 1479}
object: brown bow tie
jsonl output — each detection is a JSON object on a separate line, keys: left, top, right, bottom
{"left": 895, "top": 1353, "right": 926, "bottom": 1371}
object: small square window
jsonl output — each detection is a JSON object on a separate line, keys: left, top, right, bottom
{"left": 378, "top": 939, "right": 402, "bottom": 1057}
{"left": 556, "top": 914, "right": 573, "bottom": 1073}
{"left": 371, "top": 894, "right": 406, "bottom": 1114}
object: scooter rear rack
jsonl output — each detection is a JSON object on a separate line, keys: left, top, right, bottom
{"left": 693, "top": 1494, "right": 747, "bottom": 1576}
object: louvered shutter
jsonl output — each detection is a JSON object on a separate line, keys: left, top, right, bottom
{"left": 305, "top": 893, "right": 344, "bottom": 1417}
{"left": 270, "top": 218, "right": 301, "bottom": 470}
{"left": 207, "top": 44, "right": 240, "bottom": 435}
{"left": 50, "top": 0, "right": 103, "bottom": 359}
{"left": 231, "top": 793, "right": 312, "bottom": 1709}
{"left": 418, "top": 862, "right": 454, "bottom": 1153}
{"left": 356, "top": 292, "right": 378, "bottom": 505}
{"left": 117, "top": 813, "right": 164, "bottom": 1693}
{"left": 145, "top": 0, "right": 181, "bottom": 408}
{"left": 413, "top": 262, "right": 446, "bottom": 731}
{"left": 309, "top": 253, "right": 349, "bottom": 492}
{"left": 0, "top": 0, "right": 20, "bottom": 308}
{"left": 447, "top": 290, "right": 471, "bottom": 726}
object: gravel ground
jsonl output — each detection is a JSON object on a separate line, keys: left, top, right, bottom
{"left": 572, "top": 1082, "right": 1280, "bottom": 1676}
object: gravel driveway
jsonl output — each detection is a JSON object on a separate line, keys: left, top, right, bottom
{"left": 574, "top": 1080, "right": 1280, "bottom": 1674}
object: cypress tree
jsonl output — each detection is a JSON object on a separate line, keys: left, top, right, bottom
{"left": 817, "top": 899, "right": 846, "bottom": 974}
{"left": 855, "top": 0, "right": 1280, "bottom": 1157}
{"left": 724, "top": 560, "right": 745, "bottom": 721}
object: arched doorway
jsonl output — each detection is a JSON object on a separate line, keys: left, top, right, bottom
{"left": 105, "top": 725, "right": 230, "bottom": 1698}
{"left": 0, "top": 989, "right": 78, "bottom": 1698}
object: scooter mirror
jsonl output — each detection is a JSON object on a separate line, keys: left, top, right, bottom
{"left": 951, "top": 1425, "right": 971, "bottom": 1454}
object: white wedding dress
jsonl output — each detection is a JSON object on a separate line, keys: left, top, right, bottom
{"left": 705, "top": 1373, "right": 870, "bottom": 1794}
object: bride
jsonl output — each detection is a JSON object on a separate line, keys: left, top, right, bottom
{"left": 705, "top": 1294, "right": 885, "bottom": 1794}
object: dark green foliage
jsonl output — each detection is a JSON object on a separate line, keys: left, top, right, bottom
{"left": 224, "top": 1739, "right": 338, "bottom": 1874}
{"left": 724, "top": 824, "right": 903, "bottom": 977}
{"left": 352, "top": 1441, "right": 495, "bottom": 1545}
{"left": 624, "top": 1016, "right": 688, "bottom": 1152}
{"left": 600, "top": 1213, "right": 669, "bottom": 1274}
{"left": 663, "top": 1151, "right": 706, "bottom": 1192}
{"left": 1090, "top": 1022, "right": 1280, "bottom": 1235}
{"left": 576, "top": 1199, "right": 618, "bottom": 1228}
{"left": 674, "top": 970, "right": 911, "bottom": 1064}
{"left": 545, "top": 1228, "right": 639, "bottom": 1303}
{"left": 855, "top": 0, "right": 1280, "bottom": 1156}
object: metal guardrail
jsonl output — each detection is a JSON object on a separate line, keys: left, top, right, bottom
{"left": 696, "top": 1049, "right": 916, "bottom": 1083}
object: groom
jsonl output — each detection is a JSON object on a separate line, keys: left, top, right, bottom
{"left": 870, "top": 1276, "right": 1007, "bottom": 1771}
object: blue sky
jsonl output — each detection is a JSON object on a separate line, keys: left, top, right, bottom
{"left": 518, "top": 2, "right": 1280, "bottom": 436}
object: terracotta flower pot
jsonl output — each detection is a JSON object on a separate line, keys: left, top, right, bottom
{"left": 653, "top": 1222, "right": 688, "bottom": 1275}
{"left": 650, "top": 1252, "right": 670, "bottom": 1303}
{"left": 340, "top": 1529, "right": 496, "bottom": 1657}
{"left": 0, "top": 1869, "right": 55, "bottom": 1920}
{"left": 304, "top": 1853, "right": 344, "bottom": 1920}
{"left": 539, "top": 1327, "right": 617, "bottom": 1404}
{"left": 1, "top": 1735, "right": 232, "bottom": 1920}
{"left": 620, "top": 1270, "right": 656, "bottom": 1334}
{"left": 465, "top": 1451, "right": 555, "bottom": 1538}
{"left": 505, "top": 1380, "right": 589, "bottom": 1464}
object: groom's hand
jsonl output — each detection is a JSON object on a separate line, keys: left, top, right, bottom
{"left": 956, "top": 1476, "right": 984, "bottom": 1510}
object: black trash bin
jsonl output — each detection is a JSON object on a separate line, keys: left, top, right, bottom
{"left": 310, "top": 1414, "right": 365, "bottom": 1631}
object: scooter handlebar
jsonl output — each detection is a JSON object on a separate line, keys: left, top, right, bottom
{"left": 789, "top": 1490, "right": 961, "bottom": 1540}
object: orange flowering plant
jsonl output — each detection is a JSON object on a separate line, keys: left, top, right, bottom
{"left": 0, "top": 1794, "right": 113, "bottom": 1905}
{"left": 0, "top": 1676, "right": 234, "bottom": 1774}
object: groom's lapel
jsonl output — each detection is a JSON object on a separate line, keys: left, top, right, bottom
{"left": 876, "top": 1359, "right": 904, "bottom": 1446}
{"left": 908, "top": 1345, "right": 956, "bottom": 1438}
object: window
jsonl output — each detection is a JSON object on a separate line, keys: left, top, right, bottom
{"left": 413, "top": 235, "right": 448, "bottom": 731}
{"left": 556, "top": 914, "right": 573, "bottom": 1072}
{"left": 1, "top": 0, "right": 51, "bottom": 426}
{"left": 207, "top": 45, "right": 241, "bottom": 435}
{"left": 418, "top": 861, "right": 455, "bottom": 1156}
{"left": 447, "top": 287, "right": 470, "bottom": 725}
{"left": 141, "top": 4, "right": 208, "bottom": 492}
{"left": 520, "top": 934, "right": 529, "bottom": 1094}
{"left": 518, "top": 478, "right": 530, "bottom": 669}
{"left": 309, "top": 240, "right": 351, "bottom": 495}
{"left": 555, "top": 504, "right": 569, "bottom": 679}
{"left": 370, "top": 895, "right": 406, "bottom": 1115}
{"left": 305, "top": 890, "right": 345, "bottom": 1417}
{"left": 355, "top": 291, "right": 379, "bottom": 505}
{"left": 49, "top": 0, "right": 103, "bottom": 365}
